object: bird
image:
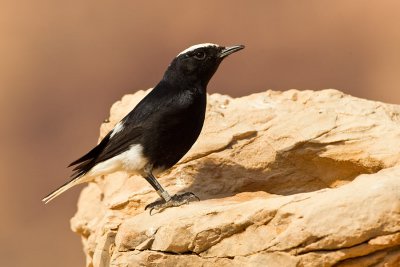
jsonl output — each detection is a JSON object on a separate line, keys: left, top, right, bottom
{"left": 42, "top": 43, "right": 244, "bottom": 213}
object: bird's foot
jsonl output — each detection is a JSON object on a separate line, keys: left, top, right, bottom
{"left": 145, "top": 192, "right": 200, "bottom": 215}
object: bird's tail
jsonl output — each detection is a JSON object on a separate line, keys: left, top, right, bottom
{"left": 42, "top": 177, "right": 82, "bottom": 204}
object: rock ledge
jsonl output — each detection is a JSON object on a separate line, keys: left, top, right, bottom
{"left": 71, "top": 89, "right": 400, "bottom": 266}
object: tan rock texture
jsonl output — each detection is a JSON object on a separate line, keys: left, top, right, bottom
{"left": 71, "top": 89, "right": 400, "bottom": 267}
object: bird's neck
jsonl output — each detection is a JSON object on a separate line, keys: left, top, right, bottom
{"left": 162, "top": 74, "right": 207, "bottom": 93}
{"left": 162, "top": 62, "right": 211, "bottom": 90}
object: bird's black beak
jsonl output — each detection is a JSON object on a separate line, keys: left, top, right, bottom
{"left": 218, "top": 45, "right": 245, "bottom": 58}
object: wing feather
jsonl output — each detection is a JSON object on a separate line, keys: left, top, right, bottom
{"left": 68, "top": 124, "right": 142, "bottom": 177}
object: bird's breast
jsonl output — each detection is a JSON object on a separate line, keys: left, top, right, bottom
{"left": 142, "top": 89, "right": 206, "bottom": 170}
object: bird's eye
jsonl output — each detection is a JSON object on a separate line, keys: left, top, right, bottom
{"left": 193, "top": 51, "right": 206, "bottom": 60}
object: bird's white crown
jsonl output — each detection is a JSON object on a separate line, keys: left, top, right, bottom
{"left": 177, "top": 43, "right": 219, "bottom": 56}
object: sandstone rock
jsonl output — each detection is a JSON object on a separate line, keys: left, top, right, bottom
{"left": 71, "top": 89, "right": 400, "bottom": 266}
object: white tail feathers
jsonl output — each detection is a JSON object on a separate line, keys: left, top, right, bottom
{"left": 42, "top": 178, "right": 82, "bottom": 204}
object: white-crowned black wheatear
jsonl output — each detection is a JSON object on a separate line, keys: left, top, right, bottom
{"left": 42, "top": 43, "right": 244, "bottom": 213}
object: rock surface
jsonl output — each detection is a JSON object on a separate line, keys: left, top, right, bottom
{"left": 71, "top": 89, "right": 400, "bottom": 266}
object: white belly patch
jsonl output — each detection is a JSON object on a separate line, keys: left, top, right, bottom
{"left": 88, "top": 144, "right": 148, "bottom": 177}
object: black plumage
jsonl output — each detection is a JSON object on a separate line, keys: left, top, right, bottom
{"left": 43, "top": 43, "right": 244, "bottom": 212}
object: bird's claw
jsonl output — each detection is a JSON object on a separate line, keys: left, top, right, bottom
{"left": 145, "top": 192, "right": 200, "bottom": 215}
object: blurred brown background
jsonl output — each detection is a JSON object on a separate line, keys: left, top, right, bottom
{"left": 1, "top": 1, "right": 400, "bottom": 266}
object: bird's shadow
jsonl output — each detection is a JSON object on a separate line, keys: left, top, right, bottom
{"left": 176, "top": 140, "right": 382, "bottom": 201}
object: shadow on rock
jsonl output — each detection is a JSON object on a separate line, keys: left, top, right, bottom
{"left": 177, "top": 139, "right": 384, "bottom": 201}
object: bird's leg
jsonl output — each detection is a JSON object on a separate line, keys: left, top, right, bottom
{"left": 144, "top": 172, "right": 172, "bottom": 203}
{"left": 144, "top": 172, "right": 199, "bottom": 214}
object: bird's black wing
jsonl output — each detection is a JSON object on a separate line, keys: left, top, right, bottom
{"left": 68, "top": 83, "right": 173, "bottom": 178}
{"left": 68, "top": 122, "right": 143, "bottom": 178}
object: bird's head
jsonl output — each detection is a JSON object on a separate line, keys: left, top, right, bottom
{"left": 163, "top": 43, "right": 245, "bottom": 87}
